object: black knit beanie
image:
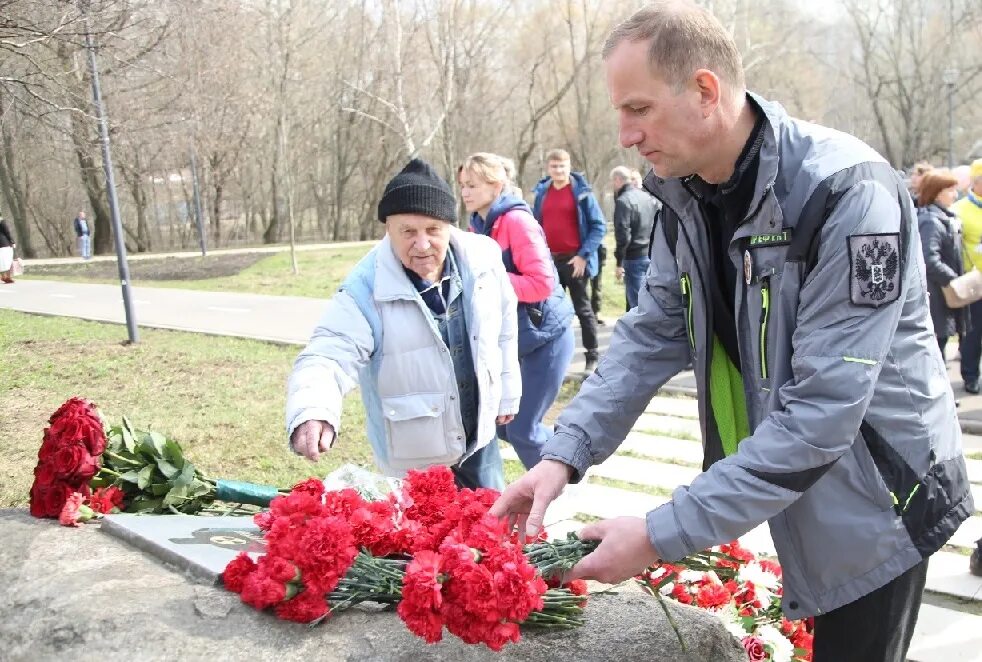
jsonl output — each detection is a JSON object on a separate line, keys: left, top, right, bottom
{"left": 377, "top": 158, "right": 457, "bottom": 224}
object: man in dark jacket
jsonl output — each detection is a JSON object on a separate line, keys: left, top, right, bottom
{"left": 492, "top": 3, "right": 971, "bottom": 661}
{"left": 610, "top": 165, "right": 660, "bottom": 310}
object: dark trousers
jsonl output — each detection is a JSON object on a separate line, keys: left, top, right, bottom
{"left": 812, "top": 559, "right": 927, "bottom": 662}
{"left": 938, "top": 334, "right": 949, "bottom": 360}
{"left": 961, "top": 298, "right": 982, "bottom": 383}
{"left": 553, "top": 255, "right": 599, "bottom": 359}
{"left": 590, "top": 244, "right": 606, "bottom": 315}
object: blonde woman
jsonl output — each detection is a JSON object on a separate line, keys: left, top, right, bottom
{"left": 459, "top": 153, "right": 575, "bottom": 469}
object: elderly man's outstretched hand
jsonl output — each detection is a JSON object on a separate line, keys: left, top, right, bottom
{"left": 564, "top": 516, "right": 661, "bottom": 585}
{"left": 489, "top": 459, "right": 573, "bottom": 540}
{"left": 290, "top": 420, "right": 335, "bottom": 462}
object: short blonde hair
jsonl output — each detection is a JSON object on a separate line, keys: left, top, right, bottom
{"left": 545, "top": 148, "right": 570, "bottom": 163}
{"left": 602, "top": 1, "right": 745, "bottom": 92}
{"left": 460, "top": 152, "right": 510, "bottom": 186}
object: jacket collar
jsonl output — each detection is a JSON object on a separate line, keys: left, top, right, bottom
{"left": 643, "top": 91, "right": 783, "bottom": 223}
{"left": 373, "top": 227, "right": 477, "bottom": 302}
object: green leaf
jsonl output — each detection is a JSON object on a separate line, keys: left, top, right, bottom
{"left": 156, "top": 458, "right": 180, "bottom": 479}
{"left": 174, "top": 462, "right": 196, "bottom": 488}
{"left": 137, "top": 464, "right": 155, "bottom": 489}
{"left": 121, "top": 423, "right": 136, "bottom": 453}
{"left": 119, "top": 470, "right": 141, "bottom": 485}
{"left": 187, "top": 481, "right": 212, "bottom": 499}
{"left": 163, "top": 438, "right": 185, "bottom": 469}
{"left": 163, "top": 484, "right": 190, "bottom": 507}
{"left": 148, "top": 431, "right": 167, "bottom": 455}
{"left": 127, "top": 496, "right": 163, "bottom": 513}
{"left": 149, "top": 483, "right": 171, "bottom": 496}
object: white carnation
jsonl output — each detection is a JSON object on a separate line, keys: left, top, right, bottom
{"left": 757, "top": 624, "right": 795, "bottom": 662}
{"left": 738, "top": 562, "right": 781, "bottom": 591}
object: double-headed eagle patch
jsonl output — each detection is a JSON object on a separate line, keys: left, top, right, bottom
{"left": 848, "top": 233, "right": 901, "bottom": 307}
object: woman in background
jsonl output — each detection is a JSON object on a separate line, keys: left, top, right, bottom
{"left": 917, "top": 169, "right": 964, "bottom": 359}
{"left": 0, "top": 213, "right": 16, "bottom": 284}
{"left": 459, "top": 153, "right": 574, "bottom": 470}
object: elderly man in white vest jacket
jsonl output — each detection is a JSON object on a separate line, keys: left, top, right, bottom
{"left": 286, "top": 159, "right": 521, "bottom": 489}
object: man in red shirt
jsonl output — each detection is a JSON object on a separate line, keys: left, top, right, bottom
{"left": 532, "top": 149, "right": 607, "bottom": 372}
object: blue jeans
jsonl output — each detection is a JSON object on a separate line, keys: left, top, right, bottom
{"left": 622, "top": 257, "right": 650, "bottom": 310}
{"left": 961, "top": 298, "right": 982, "bottom": 384}
{"left": 77, "top": 235, "right": 91, "bottom": 260}
{"left": 452, "top": 438, "right": 505, "bottom": 490}
{"left": 498, "top": 325, "right": 575, "bottom": 469}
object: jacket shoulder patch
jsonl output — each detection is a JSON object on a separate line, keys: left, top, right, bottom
{"left": 848, "top": 233, "right": 901, "bottom": 307}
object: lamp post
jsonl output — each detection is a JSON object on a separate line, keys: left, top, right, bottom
{"left": 943, "top": 67, "right": 959, "bottom": 169}
{"left": 79, "top": 0, "right": 138, "bottom": 343}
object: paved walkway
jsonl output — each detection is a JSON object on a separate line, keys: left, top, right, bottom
{"left": 22, "top": 240, "right": 375, "bottom": 266}
{"left": 2, "top": 277, "right": 981, "bottom": 659}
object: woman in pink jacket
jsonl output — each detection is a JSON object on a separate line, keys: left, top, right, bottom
{"left": 459, "top": 153, "right": 575, "bottom": 469}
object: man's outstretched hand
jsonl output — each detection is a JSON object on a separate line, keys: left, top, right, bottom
{"left": 565, "top": 516, "right": 661, "bottom": 584}
{"left": 489, "top": 459, "right": 573, "bottom": 540}
{"left": 290, "top": 420, "right": 335, "bottom": 462}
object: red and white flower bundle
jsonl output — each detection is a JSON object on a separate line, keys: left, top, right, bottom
{"left": 636, "top": 541, "right": 814, "bottom": 662}
{"left": 223, "top": 466, "right": 591, "bottom": 651}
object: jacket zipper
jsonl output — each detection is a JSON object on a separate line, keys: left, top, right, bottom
{"left": 759, "top": 276, "right": 770, "bottom": 379}
{"left": 679, "top": 273, "right": 696, "bottom": 348}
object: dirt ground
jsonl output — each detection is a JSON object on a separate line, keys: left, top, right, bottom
{"left": 24, "top": 253, "right": 268, "bottom": 281}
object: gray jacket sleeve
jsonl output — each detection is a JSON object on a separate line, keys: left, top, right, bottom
{"left": 646, "top": 179, "right": 908, "bottom": 562}
{"left": 540, "top": 214, "right": 692, "bottom": 479}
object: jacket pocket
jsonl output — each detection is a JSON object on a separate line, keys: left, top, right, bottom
{"left": 758, "top": 277, "right": 771, "bottom": 380}
{"left": 679, "top": 272, "right": 695, "bottom": 349}
{"left": 381, "top": 393, "right": 459, "bottom": 464}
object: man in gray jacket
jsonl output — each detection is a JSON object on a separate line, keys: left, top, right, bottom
{"left": 492, "top": 3, "right": 972, "bottom": 661}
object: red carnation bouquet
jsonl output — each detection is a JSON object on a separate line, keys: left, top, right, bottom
{"left": 223, "top": 466, "right": 592, "bottom": 650}
{"left": 29, "top": 397, "right": 287, "bottom": 524}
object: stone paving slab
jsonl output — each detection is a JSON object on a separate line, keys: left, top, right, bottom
{"left": 908, "top": 603, "right": 982, "bottom": 662}
{"left": 590, "top": 455, "right": 700, "bottom": 491}
{"left": 643, "top": 396, "right": 700, "bottom": 419}
{"left": 634, "top": 413, "right": 701, "bottom": 439}
{"left": 564, "top": 482, "right": 668, "bottom": 520}
{"left": 951, "top": 515, "right": 982, "bottom": 550}
{"left": 925, "top": 551, "right": 982, "bottom": 602}
{"left": 968, "top": 457, "right": 982, "bottom": 483}
{"left": 619, "top": 432, "right": 704, "bottom": 466}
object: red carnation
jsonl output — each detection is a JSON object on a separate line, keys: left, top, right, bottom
{"left": 695, "top": 581, "right": 732, "bottom": 610}
{"left": 670, "top": 582, "right": 693, "bottom": 605}
{"left": 398, "top": 550, "right": 446, "bottom": 643}
{"left": 222, "top": 552, "right": 257, "bottom": 593}
{"left": 89, "top": 486, "right": 125, "bottom": 514}
{"left": 58, "top": 492, "right": 95, "bottom": 527}
{"left": 293, "top": 515, "right": 357, "bottom": 593}
{"left": 291, "top": 477, "right": 326, "bottom": 498}
{"left": 274, "top": 590, "right": 329, "bottom": 623}
{"left": 240, "top": 571, "right": 296, "bottom": 610}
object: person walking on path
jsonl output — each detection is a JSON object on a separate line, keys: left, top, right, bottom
{"left": 286, "top": 159, "right": 520, "bottom": 490}
{"left": 957, "top": 159, "right": 982, "bottom": 395}
{"left": 492, "top": 4, "right": 971, "bottom": 661}
{"left": 610, "top": 165, "right": 660, "bottom": 310}
{"left": 0, "top": 214, "right": 16, "bottom": 284}
{"left": 532, "top": 149, "right": 606, "bottom": 373}
{"left": 460, "top": 152, "right": 575, "bottom": 471}
{"left": 917, "top": 170, "right": 965, "bottom": 359}
{"left": 73, "top": 211, "right": 91, "bottom": 260}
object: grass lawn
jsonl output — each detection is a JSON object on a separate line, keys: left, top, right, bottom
{"left": 1, "top": 309, "right": 579, "bottom": 509}
{"left": 23, "top": 237, "right": 632, "bottom": 320}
